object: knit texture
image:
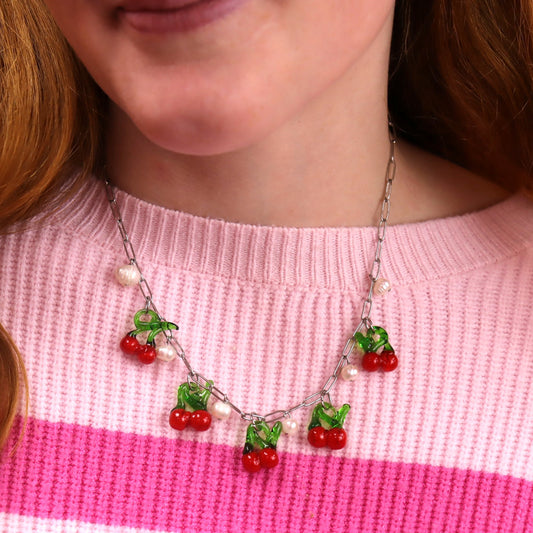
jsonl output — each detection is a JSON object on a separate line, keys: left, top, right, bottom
{"left": 1, "top": 176, "right": 532, "bottom": 532}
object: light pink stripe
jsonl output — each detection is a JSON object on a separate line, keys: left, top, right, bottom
{"left": 1, "top": 418, "right": 532, "bottom": 533}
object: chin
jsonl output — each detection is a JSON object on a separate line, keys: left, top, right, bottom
{"left": 125, "top": 99, "right": 282, "bottom": 156}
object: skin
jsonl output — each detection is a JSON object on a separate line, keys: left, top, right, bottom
{"left": 44, "top": 0, "right": 509, "bottom": 227}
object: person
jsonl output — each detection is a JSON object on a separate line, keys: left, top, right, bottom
{"left": 0, "top": 0, "right": 532, "bottom": 531}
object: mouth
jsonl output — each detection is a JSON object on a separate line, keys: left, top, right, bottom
{"left": 118, "top": 0, "right": 249, "bottom": 33}
{"left": 120, "top": 0, "right": 206, "bottom": 10}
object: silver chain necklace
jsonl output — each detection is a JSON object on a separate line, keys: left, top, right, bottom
{"left": 106, "top": 124, "right": 398, "bottom": 473}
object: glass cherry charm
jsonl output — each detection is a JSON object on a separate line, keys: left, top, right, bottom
{"left": 241, "top": 421, "right": 283, "bottom": 473}
{"left": 307, "top": 402, "right": 350, "bottom": 450}
{"left": 169, "top": 381, "right": 213, "bottom": 432}
{"left": 120, "top": 309, "right": 178, "bottom": 364}
{"left": 354, "top": 326, "right": 398, "bottom": 373}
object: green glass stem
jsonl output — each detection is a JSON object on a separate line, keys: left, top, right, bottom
{"left": 308, "top": 402, "right": 351, "bottom": 430}
{"left": 354, "top": 325, "right": 394, "bottom": 354}
{"left": 244, "top": 421, "right": 283, "bottom": 452}
{"left": 128, "top": 309, "right": 178, "bottom": 344}
{"left": 175, "top": 381, "right": 213, "bottom": 411}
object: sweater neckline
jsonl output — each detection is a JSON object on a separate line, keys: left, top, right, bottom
{"left": 58, "top": 176, "right": 533, "bottom": 292}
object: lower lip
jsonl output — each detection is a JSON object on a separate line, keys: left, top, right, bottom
{"left": 120, "top": 0, "right": 251, "bottom": 33}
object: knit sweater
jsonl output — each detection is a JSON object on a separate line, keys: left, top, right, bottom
{"left": 1, "top": 176, "right": 532, "bottom": 533}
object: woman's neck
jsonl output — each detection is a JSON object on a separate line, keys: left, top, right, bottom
{"left": 106, "top": 113, "right": 391, "bottom": 228}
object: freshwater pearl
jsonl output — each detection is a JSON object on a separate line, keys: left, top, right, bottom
{"left": 210, "top": 400, "right": 232, "bottom": 420}
{"left": 282, "top": 418, "right": 299, "bottom": 436}
{"left": 341, "top": 364, "right": 358, "bottom": 381}
{"left": 115, "top": 264, "right": 141, "bottom": 286}
{"left": 156, "top": 345, "right": 176, "bottom": 362}
{"left": 373, "top": 278, "right": 391, "bottom": 296}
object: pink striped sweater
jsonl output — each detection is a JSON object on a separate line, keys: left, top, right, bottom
{"left": 1, "top": 176, "right": 533, "bottom": 532}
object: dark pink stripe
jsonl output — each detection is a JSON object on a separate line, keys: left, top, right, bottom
{"left": 1, "top": 417, "right": 532, "bottom": 532}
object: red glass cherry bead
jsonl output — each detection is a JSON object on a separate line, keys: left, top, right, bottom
{"left": 190, "top": 410, "right": 212, "bottom": 431}
{"left": 242, "top": 451, "right": 262, "bottom": 473}
{"left": 326, "top": 428, "right": 347, "bottom": 450}
{"left": 381, "top": 351, "right": 398, "bottom": 372}
{"left": 137, "top": 344, "right": 157, "bottom": 364}
{"left": 169, "top": 408, "right": 191, "bottom": 430}
{"left": 362, "top": 352, "right": 381, "bottom": 372}
{"left": 259, "top": 448, "right": 279, "bottom": 469}
{"left": 120, "top": 335, "right": 140, "bottom": 355}
{"left": 308, "top": 426, "right": 327, "bottom": 448}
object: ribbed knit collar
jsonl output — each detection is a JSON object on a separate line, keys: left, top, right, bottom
{"left": 58, "top": 176, "right": 533, "bottom": 291}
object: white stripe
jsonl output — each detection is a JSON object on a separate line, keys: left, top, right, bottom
{"left": 0, "top": 512, "right": 172, "bottom": 533}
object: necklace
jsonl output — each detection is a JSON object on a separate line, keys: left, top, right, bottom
{"left": 106, "top": 124, "right": 398, "bottom": 473}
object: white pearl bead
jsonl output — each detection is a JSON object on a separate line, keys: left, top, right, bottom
{"left": 156, "top": 344, "right": 176, "bottom": 362}
{"left": 115, "top": 264, "right": 141, "bottom": 286}
{"left": 373, "top": 278, "right": 391, "bottom": 296}
{"left": 282, "top": 418, "right": 299, "bottom": 436}
{"left": 209, "top": 400, "right": 232, "bottom": 420}
{"left": 341, "top": 364, "right": 358, "bottom": 381}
